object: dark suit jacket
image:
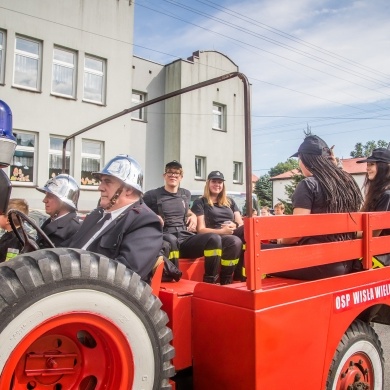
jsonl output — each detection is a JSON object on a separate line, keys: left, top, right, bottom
{"left": 67, "top": 200, "right": 163, "bottom": 281}
{"left": 39, "top": 211, "right": 82, "bottom": 248}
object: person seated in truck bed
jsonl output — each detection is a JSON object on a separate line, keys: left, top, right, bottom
{"left": 356, "top": 147, "right": 390, "bottom": 267}
{"left": 191, "top": 171, "right": 245, "bottom": 284}
{"left": 143, "top": 160, "right": 222, "bottom": 284}
{"left": 264, "top": 135, "right": 363, "bottom": 280}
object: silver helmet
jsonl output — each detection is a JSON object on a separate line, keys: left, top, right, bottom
{"left": 37, "top": 174, "right": 80, "bottom": 210}
{"left": 92, "top": 155, "right": 143, "bottom": 193}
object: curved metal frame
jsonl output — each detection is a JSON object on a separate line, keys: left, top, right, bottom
{"left": 62, "top": 72, "right": 253, "bottom": 216}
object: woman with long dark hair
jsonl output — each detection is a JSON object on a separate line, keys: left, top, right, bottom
{"left": 267, "top": 135, "right": 362, "bottom": 280}
{"left": 356, "top": 147, "right": 390, "bottom": 267}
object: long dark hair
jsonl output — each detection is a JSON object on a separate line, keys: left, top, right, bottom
{"left": 361, "top": 162, "right": 390, "bottom": 211}
{"left": 300, "top": 154, "right": 362, "bottom": 213}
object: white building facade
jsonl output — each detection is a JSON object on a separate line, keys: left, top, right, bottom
{"left": 0, "top": 1, "right": 246, "bottom": 212}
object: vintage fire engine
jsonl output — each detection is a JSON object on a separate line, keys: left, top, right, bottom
{"left": 0, "top": 74, "right": 389, "bottom": 390}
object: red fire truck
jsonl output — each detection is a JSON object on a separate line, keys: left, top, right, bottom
{"left": 0, "top": 73, "right": 389, "bottom": 390}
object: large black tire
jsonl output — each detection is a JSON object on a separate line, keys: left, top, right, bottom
{"left": 326, "top": 319, "right": 384, "bottom": 390}
{"left": 0, "top": 248, "right": 175, "bottom": 390}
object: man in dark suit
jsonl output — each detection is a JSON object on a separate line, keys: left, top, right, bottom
{"left": 37, "top": 174, "right": 81, "bottom": 247}
{"left": 67, "top": 155, "right": 162, "bottom": 282}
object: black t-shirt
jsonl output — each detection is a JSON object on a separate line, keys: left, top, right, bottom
{"left": 292, "top": 176, "right": 328, "bottom": 214}
{"left": 191, "top": 197, "right": 239, "bottom": 229}
{"left": 374, "top": 189, "right": 390, "bottom": 236}
{"left": 292, "top": 176, "right": 351, "bottom": 245}
{"left": 143, "top": 187, "right": 191, "bottom": 228}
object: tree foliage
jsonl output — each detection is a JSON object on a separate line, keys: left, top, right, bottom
{"left": 350, "top": 140, "right": 388, "bottom": 158}
{"left": 268, "top": 158, "right": 299, "bottom": 177}
{"left": 254, "top": 174, "right": 272, "bottom": 208}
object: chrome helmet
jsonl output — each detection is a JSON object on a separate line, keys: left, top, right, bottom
{"left": 37, "top": 174, "right": 80, "bottom": 210}
{"left": 92, "top": 154, "right": 143, "bottom": 193}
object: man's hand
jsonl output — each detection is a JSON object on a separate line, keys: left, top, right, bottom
{"left": 186, "top": 213, "right": 197, "bottom": 232}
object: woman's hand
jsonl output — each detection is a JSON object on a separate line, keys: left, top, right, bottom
{"left": 220, "top": 222, "right": 235, "bottom": 235}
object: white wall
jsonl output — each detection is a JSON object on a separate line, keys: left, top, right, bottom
{"left": 164, "top": 51, "right": 246, "bottom": 193}
{"left": 1, "top": 4, "right": 247, "bottom": 213}
{"left": 1, "top": 0, "right": 135, "bottom": 211}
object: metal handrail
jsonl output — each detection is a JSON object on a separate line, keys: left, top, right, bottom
{"left": 62, "top": 71, "right": 253, "bottom": 216}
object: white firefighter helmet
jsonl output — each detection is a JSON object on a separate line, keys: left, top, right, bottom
{"left": 37, "top": 174, "right": 80, "bottom": 210}
{"left": 92, "top": 154, "right": 143, "bottom": 193}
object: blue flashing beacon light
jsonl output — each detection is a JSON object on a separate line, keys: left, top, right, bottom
{"left": 0, "top": 100, "right": 17, "bottom": 167}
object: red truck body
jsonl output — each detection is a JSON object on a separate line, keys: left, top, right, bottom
{"left": 159, "top": 212, "right": 390, "bottom": 389}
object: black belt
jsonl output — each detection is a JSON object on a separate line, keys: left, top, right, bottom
{"left": 163, "top": 226, "right": 186, "bottom": 234}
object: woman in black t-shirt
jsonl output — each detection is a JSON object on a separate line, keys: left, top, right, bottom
{"left": 356, "top": 147, "right": 390, "bottom": 266}
{"left": 192, "top": 171, "right": 244, "bottom": 284}
{"left": 266, "top": 135, "right": 362, "bottom": 280}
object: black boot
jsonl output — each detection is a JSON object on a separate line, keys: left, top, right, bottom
{"left": 220, "top": 275, "right": 233, "bottom": 285}
{"left": 203, "top": 274, "right": 219, "bottom": 284}
{"left": 203, "top": 254, "right": 220, "bottom": 284}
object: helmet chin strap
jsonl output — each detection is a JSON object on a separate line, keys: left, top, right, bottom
{"left": 105, "top": 186, "right": 124, "bottom": 210}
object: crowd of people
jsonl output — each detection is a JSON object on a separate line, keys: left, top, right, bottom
{"left": 1, "top": 134, "right": 389, "bottom": 283}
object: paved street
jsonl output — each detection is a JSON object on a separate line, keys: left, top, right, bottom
{"left": 374, "top": 324, "right": 390, "bottom": 386}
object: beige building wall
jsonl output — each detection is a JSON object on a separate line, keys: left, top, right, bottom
{"left": 1, "top": 3, "right": 246, "bottom": 214}
{"left": 0, "top": 0, "right": 135, "bottom": 211}
{"left": 164, "top": 51, "right": 246, "bottom": 192}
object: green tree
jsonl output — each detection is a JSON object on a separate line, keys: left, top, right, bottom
{"left": 254, "top": 174, "right": 272, "bottom": 208}
{"left": 269, "top": 158, "right": 299, "bottom": 178}
{"left": 350, "top": 140, "right": 388, "bottom": 158}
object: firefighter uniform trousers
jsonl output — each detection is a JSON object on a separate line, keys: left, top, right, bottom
{"left": 179, "top": 233, "right": 242, "bottom": 284}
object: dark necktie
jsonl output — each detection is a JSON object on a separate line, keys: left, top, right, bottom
{"left": 78, "top": 213, "right": 111, "bottom": 248}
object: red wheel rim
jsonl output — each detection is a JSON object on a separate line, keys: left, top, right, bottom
{"left": 335, "top": 351, "right": 374, "bottom": 390}
{"left": 0, "top": 313, "right": 134, "bottom": 389}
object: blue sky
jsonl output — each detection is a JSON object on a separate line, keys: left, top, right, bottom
{"left": 133, "top": 0, "right": 390, "bottom": 176}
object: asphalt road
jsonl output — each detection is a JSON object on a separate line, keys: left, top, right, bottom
{"left": 374, "top": 323, "right": 390, "bottom": 386}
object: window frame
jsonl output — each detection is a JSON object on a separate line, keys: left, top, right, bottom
{"left": 233, "top": 161, "right": 243, "bottom": 184}
{"left": 9, "top": 131, "right": 37, "bottom": 186}
{"left": 131, "top": 90, "right": 147, "bottom": 121}
{"left": 80, "top": 139, "right": 103, "bottom": 188}
{"left": 51, "top": 46, "right": 77, "bottom": 98}
{"left": 83, "top": 55, "right": 106, "bottom": 105}
{"left": 49, "top": 136, "right": 73, "bottom": 179}
{"left": 0, "top": 30, "right": 5, "bottom": 85}
{"left": 195, "top": 156, "right": 206, "bottom": 180}
{"left": 13, "top": 35, "right": 42, "bottom": 91}
{"left": 212, "top": 103, "right": 226, "bottom": 131}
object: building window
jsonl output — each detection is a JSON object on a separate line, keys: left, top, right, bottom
{"left": 233, "top": 162, "right": 243, "bottom": 184}
{"left": 49, "top": 136, "right": 72, "bottom": 179}
{"left": 0, "top": 30, "right": 5, "bottom": 84}
{"left": 10, "top": 132, "right": 36, "bottom": 185}
{"left": 81, "top": 140, "right": 103, "bottom": 186}
{"left": 212, "top": 103, "right": 225, "bottom": 131}
{"left": 195, "top": 156, "right": 206, "bottom": 180}
{"left": 52, "top": 47, "right": 77, "bottom": 98}
{"left": 13, "top": 36, "right": 41, "bottom": 90}
{"left": 83, "top": 55, "right": 106, "bottom": 104}
{"left": 131, "top": 91, "right": 146, "bottom": 120}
